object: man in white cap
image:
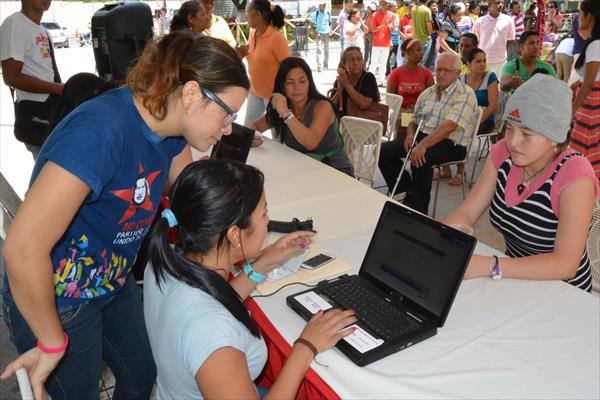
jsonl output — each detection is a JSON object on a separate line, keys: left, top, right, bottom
{"left": 378, "top": 53, "right": 478, "bottom": 214}
{"left": 312, "top": 2, "right": 333, "bottom": 72}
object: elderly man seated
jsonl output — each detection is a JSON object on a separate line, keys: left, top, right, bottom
{"left": 378, "top": 52, "right": 478, "bottom": 214}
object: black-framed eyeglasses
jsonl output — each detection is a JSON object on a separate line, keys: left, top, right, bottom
{"left": 200, "top": 86, "right": 237, "bottom": 128}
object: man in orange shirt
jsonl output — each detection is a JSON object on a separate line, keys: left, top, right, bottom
{"left": 368, "top": 0, "right": 396, "bottom": 86}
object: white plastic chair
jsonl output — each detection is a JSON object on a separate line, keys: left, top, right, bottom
{"left": 468, "top": 130, "right": 498, "bottom": 187}
{"left": 383, "top": 93, "right": 403, "bottom": 141}
{"left": 339, "top": 116, "right": 384, "bottom": 186}
{"left": 589, "top": 201, "right": 600, "bottom": 295}
{"left": 431, "top": 107, "right": 484, "bottom": 218}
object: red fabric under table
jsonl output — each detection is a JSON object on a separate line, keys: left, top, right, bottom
{"left": 246, "top": 298, "right": 341, "bottom": 400}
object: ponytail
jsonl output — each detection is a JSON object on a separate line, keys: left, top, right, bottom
{"left": 250, "top": 0, "right": 285, "bottom": 29}
{"left": 139, "top": 160, "right": 265, "bottom": 338}
{"left": 147, "top": 218, "right": 260, "bottom": 337}
{"left": 170, "top": 12, "right": 187, "bottom": 31}
{"left": 126, "top": 32, "right": 194, "bottom": 120}
{"left": 170, "top": 1, "right": 204, "bottom": 32}
{"left": 126, "top": 33, "right": 249, "bottom": 120}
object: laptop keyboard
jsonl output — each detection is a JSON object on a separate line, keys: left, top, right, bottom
{"left": 321, "top": 280, "right": 422, "bottom": 341}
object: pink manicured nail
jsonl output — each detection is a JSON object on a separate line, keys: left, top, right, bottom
{"left": 299, "top": 243, "right": 306, "bottom": 249}
{"left": 351, "top": 327, "right": 357, "bottom": 333}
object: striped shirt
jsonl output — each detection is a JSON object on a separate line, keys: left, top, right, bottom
{"left": 490, "top": 152, "right": 593, "bottom": 292}
{"left": 512, "top": 12, "right": 525, "bottom": 39}
{"left": 411, "top": 80, "right": 478, "bottom": 147}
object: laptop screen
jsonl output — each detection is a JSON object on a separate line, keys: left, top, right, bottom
{"left": 360, "top": 202, "right": 475, "bottom": 326}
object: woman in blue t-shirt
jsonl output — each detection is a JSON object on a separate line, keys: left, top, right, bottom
{"left": 460, "top": 48, "right": 499, "bottom": 135}
{"left": 1, "top": 33, "right": 252, "bottom": 399}
{"left": 143, "top": 159, "right": 357, "bottom": 399}
{"left": 449, "top": 47, "right": 499, "bottom": 186}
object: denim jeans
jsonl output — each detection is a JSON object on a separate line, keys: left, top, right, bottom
{"left": 316, "top": 33, "right": 329, "bottom": 68}
{"left": 2, "top": 275, "right": 156, "bottom": 400}
{"left": 244, "top": 92, "right": 269, "bottom": 127}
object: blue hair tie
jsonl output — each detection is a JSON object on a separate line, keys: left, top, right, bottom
{"left": 161, "top": 208, "right": 178, "bottom": 228}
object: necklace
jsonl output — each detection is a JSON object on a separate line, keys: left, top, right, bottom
{"left": 517, "top": 159, "right": 554, "bottom": 195}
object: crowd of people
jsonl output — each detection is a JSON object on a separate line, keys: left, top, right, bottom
{"left": 0, "top": 0, "right": 599, "bottom": 398}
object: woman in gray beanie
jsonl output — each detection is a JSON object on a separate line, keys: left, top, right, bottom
{"left": 444, "top": 74, "right": 599, "bottom": 292}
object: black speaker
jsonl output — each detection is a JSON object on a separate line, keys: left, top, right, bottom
{"left": 91, "top": 2, "right": 153, "bottom": 81}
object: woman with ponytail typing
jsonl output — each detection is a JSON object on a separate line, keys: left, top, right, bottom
{"left": 143, "top": 159, "right": 357, "bottom": 399}
{"left": 1, "top": 34, "right": 249, "bottom": 399}
{"left": 243, "top": 0, "right": 291, "bottom": 126}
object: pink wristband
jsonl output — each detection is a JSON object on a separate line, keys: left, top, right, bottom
{"left": 37, "top": 333, "right": 69, "bottom": 354}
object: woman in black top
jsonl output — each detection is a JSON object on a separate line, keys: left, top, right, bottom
{"left": 438, "top": 5, "right": 462, "bottom": 57}
{"left": 330, "top": 46, "right": 380, "bottom": 117}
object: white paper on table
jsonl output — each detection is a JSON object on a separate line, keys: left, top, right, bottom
{"left": 342, "top": 324, "right": 385, "bottom": 353}
{"left": 293, "top": 291, "right": 333, "bottom": 314}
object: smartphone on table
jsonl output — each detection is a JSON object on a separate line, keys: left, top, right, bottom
{"left": 301, "top": 252, "right": 336, "bottom": 270}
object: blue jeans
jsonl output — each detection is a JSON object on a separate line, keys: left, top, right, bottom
{"left": 244, "top": 92, "right": 269, "bottom": 127}
{"left": 316, "top": 32, "right": 329, "bottom": 68}
{"left": 2, "top": 275, "right": 156, "bottom": 400}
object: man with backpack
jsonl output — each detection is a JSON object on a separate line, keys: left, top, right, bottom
{"left": 312, "top": 2, "right": 333, "bottom": 72}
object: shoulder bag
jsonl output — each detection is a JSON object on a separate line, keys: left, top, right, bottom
{"left": 345, "top": 73, "right": 389, "bottom": 134}
{"left": 10, "top": 31, "right": 62, "bottom": 146}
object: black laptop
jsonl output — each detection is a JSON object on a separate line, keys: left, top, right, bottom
{"left": 210, "top": 122, "right": 254, "bottom": 163}
{"left": 286, "top": 201, "right": 476, "bottom": 366}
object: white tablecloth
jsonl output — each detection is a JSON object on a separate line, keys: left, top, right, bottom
{"left": 247, "top": 140, "right": 600, "bottom": 399}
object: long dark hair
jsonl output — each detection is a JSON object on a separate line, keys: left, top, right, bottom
{"left": 574, "top": 0, "right": 600, "bottom": 70}
{"left": 266, "top": 57, "right": 335, "bottom": 134}
{"left": 465, "top": 47, "right": 485, "bottom": 63}
{"left": 44, "top": 73, "right": 116, "bottom": 139}
{"left": 446, "top": 4, "right": 461, "bottom": 20}
{"left": 248, "top": 0, "right": 285, "bottom": 29}
{"left": 170, "top": 1, "right": 203, "bottom": 31}
{"left": 145, "top": 159, "right": 264, "bottom": 337}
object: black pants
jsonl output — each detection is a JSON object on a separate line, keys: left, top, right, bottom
{"left": 378, "top": 132, "right": 466, "bottom": 214}
{"left": 386, "top": 44, "right": 399, "bottom": 76}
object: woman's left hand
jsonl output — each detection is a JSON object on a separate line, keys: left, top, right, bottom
{"left": 253, "top": 231, "right": 315, "bottom": 274}
{"left": 271, "top": 93, "right": 289, "bottom": 116}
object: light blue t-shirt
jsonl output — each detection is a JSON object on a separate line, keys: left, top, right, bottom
{"left": 143, "top": 266, "right": 267, "bottom": 399}
{"left": 312, "top": 9, "right": 332, "bottom": 34}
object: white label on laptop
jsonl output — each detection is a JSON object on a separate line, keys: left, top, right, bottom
{"left": 294, "top": 291, "right": 333, "bottom": 314}
{"left": 343, "top": 324, "right": 385, "bottom": 353}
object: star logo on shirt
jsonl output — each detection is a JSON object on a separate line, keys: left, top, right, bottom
{"left": 111, "top": 163, "right": 161, "bottom": 224}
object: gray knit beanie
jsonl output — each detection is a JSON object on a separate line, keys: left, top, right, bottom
{"left": 503, "top": 74, "right": 572, "bottom": 143}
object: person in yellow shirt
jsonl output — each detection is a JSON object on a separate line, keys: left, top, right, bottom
{"left": 200, "top": 0, "right": 237, "bottom": 47}
{"left": 397, "top": 0, "right": 409, "bottom": 18}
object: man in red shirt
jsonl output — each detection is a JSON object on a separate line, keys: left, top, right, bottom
{"left": 368, "top": 0, "right": 396, "bottom": 86}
